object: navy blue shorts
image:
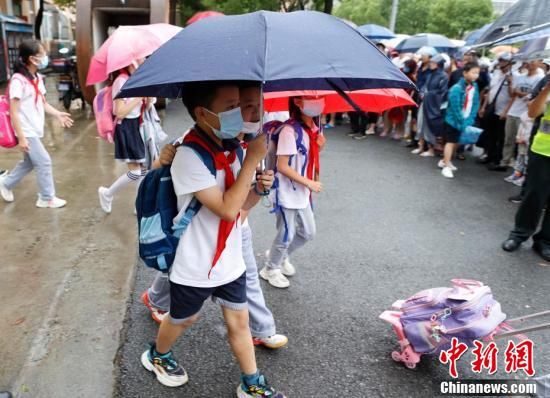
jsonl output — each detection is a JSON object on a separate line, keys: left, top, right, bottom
{"left": 169, "top": 272, "right": 247, "bottom": 322}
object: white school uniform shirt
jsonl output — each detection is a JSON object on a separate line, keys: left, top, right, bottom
{"left": 507, "top": 71, "right": 545, "bottom": 118}
{"left": 275, "top": 123, "right": 313, "bottom": 210}
{"left": 112, "top": 74, "right": 142, "bottom": 120}
{"left": 170, "top": 145, "right": 245, "bottom": 288}
{"left": 9, "top": 73, "right": 46, "bottom": 138}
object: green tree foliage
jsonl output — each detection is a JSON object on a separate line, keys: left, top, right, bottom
{"left": 334, "top": 0, "right": 494, "bottom": 38}
{"left": 395, "top": 0, "right": 431, "bottom": 34}
{"left": 334, "top": 0, "right": 388, "bottom": 26}
{"left": 427, "top": 0, "right": 493, "bottom": 38}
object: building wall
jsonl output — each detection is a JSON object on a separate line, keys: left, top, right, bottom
{"left": 492, "top": 0, "right": 519, "bottom": 15}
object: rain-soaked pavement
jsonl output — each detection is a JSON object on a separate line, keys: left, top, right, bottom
{"left": 1, "top": 79, "right": 549, "bottom": 398}
{"left": 1, "top": 78, "right": 142, "bottom": 398}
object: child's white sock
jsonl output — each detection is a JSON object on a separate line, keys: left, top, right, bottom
{"left": 106, "top": 169, "right": 143, "bottom": 197}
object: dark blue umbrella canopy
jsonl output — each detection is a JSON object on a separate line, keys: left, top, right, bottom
{"left": 118, "top": 10, "right": 414, "bottom": 99}
{"left": 395, "top": 33, "right": 457, "bottom": 53}
{"left": 357, "top": 24, "right": 396, "bottom": 40}
{"left": 464, "top": 23, "right": 492, "bottom": 46}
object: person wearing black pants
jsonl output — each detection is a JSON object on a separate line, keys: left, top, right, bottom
{"left": 477, "top": 53, "right": 514, "bottom": 167}
{"left": 502, "top": 76, "right": 550, "bottom": 262}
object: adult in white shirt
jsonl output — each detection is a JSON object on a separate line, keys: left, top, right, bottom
{"left": 478, "top": 52, "right": 514, "bottom": 167}
{"left": 0, "top": 39, "right": 73, "bottom": 208}
{"left": 499, "top": 60, "right": 545, "bottom": 168}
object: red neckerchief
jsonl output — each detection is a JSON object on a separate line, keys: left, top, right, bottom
{"left": 12, "top": 74, "right": 44, "bottom": 108}
{"left": 463, "top": 83, "right": 474, "bottom": 113}
{"left": 302, "top": 122, "right": 320, "bottom": 180}
{"left": 183, "top": 128, "right": 240, "bottom": 279}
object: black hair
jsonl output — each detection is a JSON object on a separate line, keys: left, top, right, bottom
{"left": 288, "top": 96, "right": 321, "bottom": 127}
{"left": 238, "top": 81, "right": 261, "bottom": 90}
{"left": 181, "top": 80, "right": 242, "bottom": 121}
{"left": 463, "top": 62, "right": 480, "bottom": 72}
{"left": 288, "top": 96, "right": 302, "bottom": 119}
{"left": 15, "top": 39, "right": 43, "bottom": 80}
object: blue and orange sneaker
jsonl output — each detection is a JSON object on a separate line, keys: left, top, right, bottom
{"left": 236, "top": 373, "right": 286, "bottom": 398}
{"left": 141, "top": 344, "right": 188, "bottom": 387}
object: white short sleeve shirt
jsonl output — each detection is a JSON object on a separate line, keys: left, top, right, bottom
{"left": 9, "top": 73, "right": 46, "bottom": 138}
{"left": 112, "top": 74, "right": 142, "bottom": 120}
{"left": 275, "top": 124, "right": 312, "bottom": 209}
{"left": 169, "top": 145, "right": 246, "bottom": 288}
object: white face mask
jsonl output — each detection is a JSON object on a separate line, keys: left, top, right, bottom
{"left": 242, "top": 121, "right": 261, "bottom": 136}
{"left": 301, "top": 98, "right": 325, "bottom": 117}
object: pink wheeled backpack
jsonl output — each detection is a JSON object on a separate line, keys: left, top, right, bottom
{"left": 380, "top": 279, "right": 550, "bottom": 369}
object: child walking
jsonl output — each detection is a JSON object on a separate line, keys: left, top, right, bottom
{"left": 0, "top": 39, "right": 73, "bottom": 207}
{"left": 260, "top": 96, "right": 325, "bottom": 289}
{"left": 141, "top": 83, "right": 288, "bottom": 349}
{"left": 98, "top": 59, "right": 154, "bottom": 213}
{"left": 140, "top": 80, "right": 285, "bottom": 397}
{"left": 440, "top": 62, "right": 480, "bottom": 179}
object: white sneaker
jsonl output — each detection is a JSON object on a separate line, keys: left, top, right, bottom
{"left": 253, "top": 334, "right": 289, "bottom": 349}
{"left": 441, "top": 167, "right": 454, "bottom": 179}
{"left": 366, "top": 127, "right": 376, "bottom": 135}
{"left": 281, "top": 258, "right": 296, "bottom": 276}
{"left": 420, "top": 151, "right": 435, "bottom": 157}
{"left": 0, "top": 174, "right": 14, "bottom": 202}
{"left": 259, "top": 267, "right": 290, "bottom": 289}
{"left": 411, "top": 148, "right": 422, "bottom": 155}
{"left": 98, "top": 186, "right": 113, "bottom": 214}
{"left": 512, "top": 176, "right": 525, "bottom": 187}
{"left": 437, "top": 160, "right": 457, "bottom": 171}
{"left": 265, "top": 250, "right": 296, "bottom": 277}
{"left": 504, "top": 173, "right": 516, "bottom": 183}
{"left": 36, "top": 196, "right": 67, "bottom": 208}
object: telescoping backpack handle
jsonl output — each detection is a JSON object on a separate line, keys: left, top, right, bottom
{"left": 451, "top": 279, "right": 484, "bottom": 291}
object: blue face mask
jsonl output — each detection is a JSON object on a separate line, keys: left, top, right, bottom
{"left": 35, "top": 55, "right": 49, "bottom": 70}
{"left": 204, "top": 107, "right": 244, "bottom": 140}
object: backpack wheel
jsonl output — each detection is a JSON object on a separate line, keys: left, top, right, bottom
{"left": 404, "top": 362, "right": 417, "bottom": 369}
{"left": 391, "top": 351, "right": 402, "bottom": 362}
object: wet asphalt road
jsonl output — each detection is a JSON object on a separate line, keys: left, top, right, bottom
{"left": 115, "top": 103, "right": 550, "bottom": 398}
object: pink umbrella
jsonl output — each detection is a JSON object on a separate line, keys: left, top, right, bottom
{"left": 186, "top": 11, "right": 224, "bottom": 26}
{"left": 87, "top": 24, "right": 182, "bottom": 86}
{"left": 264, "top": 88, "right": 416, "bottom": 114}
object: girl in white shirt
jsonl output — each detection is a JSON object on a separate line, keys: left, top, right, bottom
{"left": 98, "top": 60, "right": 155, "bottom": 213}
{"left": 261, "top": 96, "right": 326, "bottom": 289}
{"left": 0, "top": 39, "right": 73, "bottom": 208}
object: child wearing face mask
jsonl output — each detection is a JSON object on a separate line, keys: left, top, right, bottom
{"left": 97, "top": 59, "right": 155, "bottom": 214}
{"left": 260, "top": 96, "right": 326, "bottom": 289}
{"left": 0, "top": 39, "right": 74, "bottom": 208}
{"left": 141, "top": 83, "right": 288, "bottom": 351}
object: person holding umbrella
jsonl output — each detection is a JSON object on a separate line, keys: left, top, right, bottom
{"left": 141, "top": 82, "right": 289, "bottom": 350}
{"left": 261, "top": 95, "right": 325, "bottom": 289}
{"left": 140, "top": 80, "right": 285, "bottom": 397}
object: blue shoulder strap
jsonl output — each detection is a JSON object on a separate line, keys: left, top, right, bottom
{"left": 288, "top": 119, "right": 308, "bottom": 176}
{"left": 171, "top": 142, "right": 216, "bottom": 238}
